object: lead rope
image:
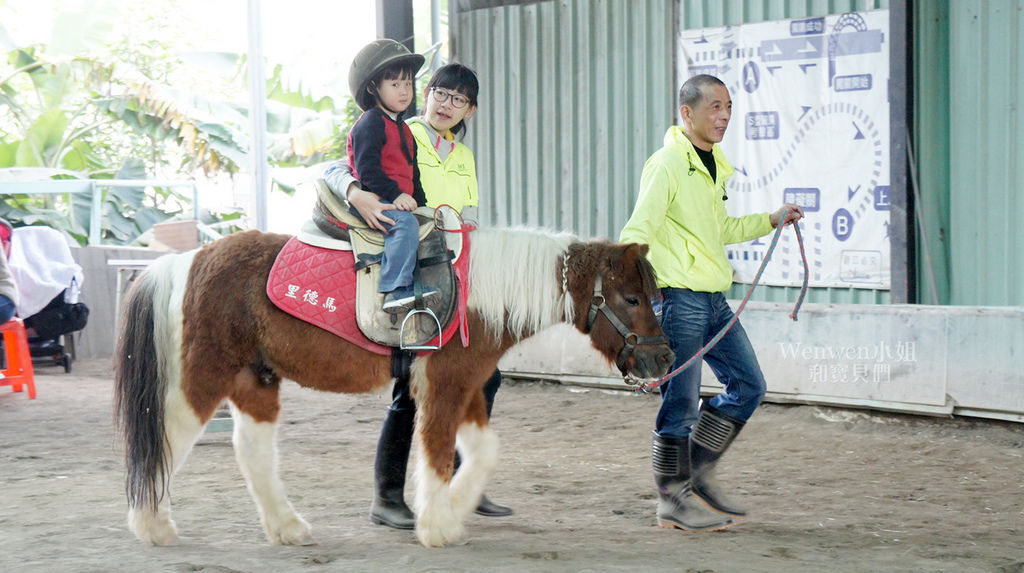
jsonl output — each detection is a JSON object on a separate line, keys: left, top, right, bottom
{"left": 637, "top": 209, "right": 808, "bottom": 393}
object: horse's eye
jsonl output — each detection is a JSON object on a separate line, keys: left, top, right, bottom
{"left": 625, "top": 296, "right": 640, "bottom": 307}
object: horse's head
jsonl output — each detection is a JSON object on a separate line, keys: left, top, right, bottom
{"left": 566, "top": 242, "right": 674, "bottom": 382}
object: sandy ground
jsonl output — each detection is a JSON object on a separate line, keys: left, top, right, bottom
{"left": 1, "top": 358, "right": 1022, "bottom": 573}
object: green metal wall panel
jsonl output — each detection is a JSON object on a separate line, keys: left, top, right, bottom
{"left": 912, "top": 0, "right": 952, "bottom": 305}
{"left": 679, "top": 0, "right": 887, "bottom": 27}
{"left": 454, "top": 0, "right": 893, "bottom": 306}
{"left": 452, "top": 0, "right": 1023, "bottom": 308}
{"left": 454, "top": 0, "right": 674, "bottom": 239}
{"left": 947, "top": 0, "right": 1024, "bottom": 306}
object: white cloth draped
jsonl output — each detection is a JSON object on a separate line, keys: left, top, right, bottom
{"left": 9, "top": 226, "right": 83, "bottom": 318}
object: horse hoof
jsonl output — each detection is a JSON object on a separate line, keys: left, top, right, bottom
{"left": 136, "top": 525, "right": 181, "bottom": 547}
{"left": 278, "top": 530, "right": 316, "bottom": 546}
{"left": 268, "top": 515, "right": 314, "bottom": 546}
{"left": 284, "top": 533, "right": 316, "bottom": 546}
{"left": 150, "top": 532, "right": 182, "bottom": 546}
{"left": 129, "top": 509, "right": 180, "bottom": 546}
{"left": 415, "top": 523, "right": 466, "bottom": 547}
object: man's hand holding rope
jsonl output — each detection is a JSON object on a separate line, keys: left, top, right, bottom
{"left": 770, "top": 202, "right": 805, "bottom": 228}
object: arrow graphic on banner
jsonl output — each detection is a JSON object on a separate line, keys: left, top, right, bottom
{"left": 797, "top": 41, "right": 818, "bottom": 55}
{"left": 848, "top": 185, "right": 861, "bottom": 200}
{"left": 798, "top": 63, "right": 817, "bottom": 73}
{"left": 853, "top": 122, "right": 865, "bottom": 140}
{"left": 767, "top": 65, "right": 782, "bottom": 75}
{"left": 798, "top": 106, "right": 812, "bottom": 122}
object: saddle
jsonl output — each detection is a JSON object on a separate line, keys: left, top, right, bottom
{"left": 299, "top": 179, "right": 465, "bottom": 350}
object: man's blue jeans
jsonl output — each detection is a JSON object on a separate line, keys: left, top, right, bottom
{"left": 655, "top": 288, "right": 766, "bottom": 439}
{"left": 349, "top": 206, "right": 419, "bottom": 293}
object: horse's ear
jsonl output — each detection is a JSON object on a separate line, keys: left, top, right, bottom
{"left": 623, "top": 243, "right": 659, "bottom": 297}
{"left": 623, "top": 242, "right": 650, "bottom": 259}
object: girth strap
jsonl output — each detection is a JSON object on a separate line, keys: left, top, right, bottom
{"left": 418, "top": 250, "right": 455, "bottom": 268}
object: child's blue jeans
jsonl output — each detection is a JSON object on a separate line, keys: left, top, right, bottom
{"left": 349, "top": 205, "right": 419, "bottom": 293}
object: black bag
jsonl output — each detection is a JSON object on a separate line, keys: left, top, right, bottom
{"left": 24, "top": 292, "right": 90, "bottom": 340}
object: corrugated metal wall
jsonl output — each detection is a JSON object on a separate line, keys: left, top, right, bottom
{"left": 678, "top": 0, "right": 887, "bottom": 27}
{"left": 454, "top": 0, "right": 674, "bottom": 239}
{"left": 913, "top": 0, "right": 1024, "bottom": 307}
{"left": 912, "top": 0, "right": 951, "bottom": 305}
{"left": 454, "top": 1, "right": 1024, "bottom": 308}
{"left": 453, "top": 0, "right": 893, "bottom": 306}
{"left": 945, "top": 0, "right": 1024, "bottom": 306}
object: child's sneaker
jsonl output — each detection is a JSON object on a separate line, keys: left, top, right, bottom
{"left": 382, "top": 285, "right": 440, "bottom": 314}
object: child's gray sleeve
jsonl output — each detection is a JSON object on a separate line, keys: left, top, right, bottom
{"left": 322, "top": 159, "right": 360, "bottom": 201}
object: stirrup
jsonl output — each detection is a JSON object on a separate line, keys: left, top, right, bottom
{"left": 398, "top": 307, "right": 442, "bottom": 351}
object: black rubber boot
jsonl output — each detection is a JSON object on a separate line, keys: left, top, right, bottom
{"left": 453, "top": 450, "right": 514, "bottom": 517}
{"left": 482, "top": 369, "right": 502, "bottom": 416}
{"left": 369, "top": 405, "right": 416, "bottom": 530}
{"left": 652, "top": 432, "right": 733, "bottom": 531}
{"left": 475, "top": 493, "right": 513, "bottom": 517}
{"left": 689, "top": 404, "right": 748, "bottom": 517}
{"left": 465, "top": 369, "right": 514, "bottom": 517}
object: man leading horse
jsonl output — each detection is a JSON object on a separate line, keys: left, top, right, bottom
{"left": 620, "top": 74, "right": 804, "bottom": 531}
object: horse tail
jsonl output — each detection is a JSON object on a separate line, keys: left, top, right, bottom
{"left": 113, "top": 254, "right": 179, "bottom": 512}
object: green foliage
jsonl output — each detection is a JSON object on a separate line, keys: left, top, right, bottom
{"left": 0, "top": 29, "right": 196, "bottom": 244}
{"left": 0, "top": 2, "right": 362, "bottom": 245}
{"left": 267, "top": 63, "right": 336, "bottom": 113}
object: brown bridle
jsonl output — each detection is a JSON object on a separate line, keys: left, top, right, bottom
{"left": 584, "top": 273, "right": 668, "bottom": 373}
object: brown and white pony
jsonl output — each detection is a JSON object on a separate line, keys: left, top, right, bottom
{"left": 113, "top": 226, "right": 673, "bottom": 547}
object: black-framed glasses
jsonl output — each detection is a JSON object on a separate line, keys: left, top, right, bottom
{"left": 429, "top": 87, "right": 470, "bottom": 109}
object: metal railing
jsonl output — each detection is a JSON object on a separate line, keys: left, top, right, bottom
{"left": 0, "top": 178, "right": 208, "bottom": 245}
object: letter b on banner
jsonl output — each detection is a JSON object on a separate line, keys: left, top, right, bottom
{"left": 833, "top": 208, "right": 853, "bottom": 241}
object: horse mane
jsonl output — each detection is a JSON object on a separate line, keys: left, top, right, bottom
{"left": 468, "top": 227, "right": 577, "bottom": 342}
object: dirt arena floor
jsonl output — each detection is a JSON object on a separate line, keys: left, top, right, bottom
{"left": 1, "top": 358, "right": 1021, "bottom": 572}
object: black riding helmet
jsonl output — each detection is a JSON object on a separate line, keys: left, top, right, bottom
{"left": 349, "top": 39, "right": 426, "bottom": 111}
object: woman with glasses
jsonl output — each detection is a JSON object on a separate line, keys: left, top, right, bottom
{"left": 322, "top": 62, "right": 513, "bottom": 531}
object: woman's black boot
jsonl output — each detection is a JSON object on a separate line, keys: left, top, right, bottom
{"left": 369, "top": 405, "right": 416, "bottom": 529}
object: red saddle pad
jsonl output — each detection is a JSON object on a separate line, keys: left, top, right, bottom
{"left": 266, "top": 237, "right": 466, "bottom": 355}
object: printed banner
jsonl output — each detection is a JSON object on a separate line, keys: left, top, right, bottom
{"left": 678, "top": 10, "right": 891, "bottom": 289}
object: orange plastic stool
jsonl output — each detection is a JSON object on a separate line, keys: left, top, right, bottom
{"left": 0, "top": 318, "right": 36, "bottom": 399}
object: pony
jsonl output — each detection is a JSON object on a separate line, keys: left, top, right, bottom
{"left": 113, "top": 226, "right": 673, "bottom": 547}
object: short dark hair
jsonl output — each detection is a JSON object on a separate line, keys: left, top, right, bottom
{"left": 426, "top": 62, "right": 480, "bottom": 135}
{"left": 361, "top": 61, "right": 418, "bottom": 110}
{"left": 678, "top": 74, "right": 726, "bottom": 110}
